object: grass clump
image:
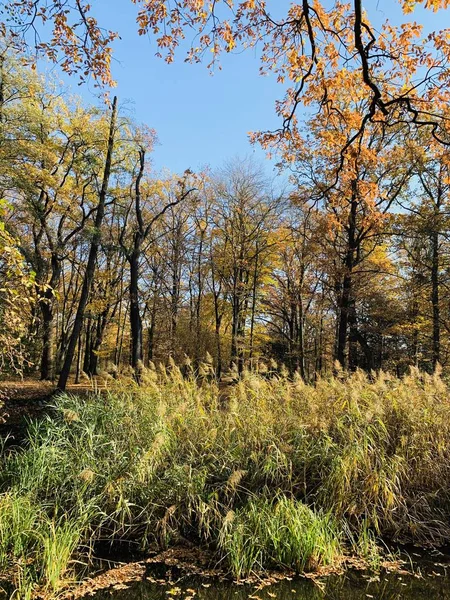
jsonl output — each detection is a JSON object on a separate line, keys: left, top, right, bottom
{"left": 219, "top": 496, "right": 341, "bottom": 578}
{"left": 0, "top": 365, "right": 450, "bottom": 596}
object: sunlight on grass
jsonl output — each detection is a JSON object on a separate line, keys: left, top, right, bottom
{"left": 1, "top": 365, "right": 449, "bottom": 596}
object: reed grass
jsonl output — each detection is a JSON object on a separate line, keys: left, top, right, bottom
{"left": 1, "top": 365, "right": 449, "bottom": 596}
{"left": 218, "top": 496, "right": 341, "bottom": 577}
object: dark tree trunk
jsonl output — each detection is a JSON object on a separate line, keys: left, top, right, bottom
{"left": 315, "top": 316, "right": 324, "bottom": 379}
{"left": 336, "top": 271, "right": 352, "bottom": 368}
{"left": 336, "top": 187, "right": 358, "bottom": 369}
{"left": 75, "top": 332, "right": 82, "bottom": 384}
{"left": 431, "top": 228, "right": 440, "bottom": 370}
{"left": 211, "top": 265, "right": 223, "bottom": 378}
{"left": 297, "top": 286, "right": 306, "bottom": 380}
{"left": 40, "top": 301, "right": 55, "bottom": 380}
{"left": 194, "top": 228, "right": 205, "bottom": 366}
{"left": 88, "top": 311, "right": 108, "bottom": 376}
{"left": 129, "top": 249, "right": 143, "bottom": 374}
{"left": 348, "top": 296, "right": 358, "bottom": 371}
{"left": 39, "top": 254, "right": 62, "bottom": 380}
{"left": 231, "top": 264, "right": 247, "bottom": 372}
{"left": 83, "top": 317, "right": 92, "bottom": 374}
{"left": 57, "top": 96, "right": 117, "bottom": 391}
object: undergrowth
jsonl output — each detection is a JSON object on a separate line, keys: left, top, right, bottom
{"left": 0, "top": 365, "right": 449, "bottom": 597}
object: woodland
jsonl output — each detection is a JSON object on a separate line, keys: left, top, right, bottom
{"left": 1, "top": 49, "right": 450, "bottom": 384}
{"left": 1, "top": 1, "right": 450, "bottom": 598}
{"left": 1, "top": 2, "right": 450, "bottom": 383}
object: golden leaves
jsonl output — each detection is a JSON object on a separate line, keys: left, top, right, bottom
{"left": 402, "top": 0, "right": 450, "bottom": 12}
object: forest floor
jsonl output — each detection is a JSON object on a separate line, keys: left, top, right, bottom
{"left": 0, "top": 379, "right": 106, "bottom": 446}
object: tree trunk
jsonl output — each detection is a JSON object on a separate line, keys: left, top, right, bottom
{"left": 129, "top": 248, "right": 143, "bottom": 376}
{"left": 57, "top": 96, "right": 117, "bottom": 391}
{"left": 348, "top": 296, "right": 358, "bottom": 371}
{"left": 231, "top": 265, "right": 246, "bottom": 372}
{"left": 75, "top": 332, "right": 82, "bottom": 384}
{"left": 83, "top": 317, "right": 92, "bottom": 374}
{"left": 40, "top": 300, "right": 55, "bottom": 380}
{"left": 248, "top": 252, "right": 259, "bottom": 366}
{"left": 336, "top": 187, "right": 358, "bottom": 369}
{"left": 194, "top": 228, "right": 205, "bottom": 366}
{"left": 336, "top": 271, "right": 352, "bottom": 368}
{"left": 88, "top": 312, "right": 108, "bottom": 376}
{"left": 431, "top": 228, "right": 440, "bottom": 370}
{"left": 211, "top": 265, "right": 223, "bottom": 378}
{"left": 39, "top": 252, "right": 62, "bottom": 380}
{"left": 297, "top": 287, "right": 306, "bottom": 379}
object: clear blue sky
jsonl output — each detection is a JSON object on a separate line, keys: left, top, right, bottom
{"left": 74, "top": 0, "right": 282, "bottom": 175}
{"left": 47, "top": 1, "right": 448, "bottom": 176}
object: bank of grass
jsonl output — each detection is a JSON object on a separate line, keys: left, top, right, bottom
{"left": 1, "top": 365, "right": 450, "bottom": 597}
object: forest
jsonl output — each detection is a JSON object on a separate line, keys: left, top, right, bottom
{"left": 1, "top": 1, "right": 450, "bottom": 599}
{"left": 1, "top": 50, "right": 450, "bottom": 383}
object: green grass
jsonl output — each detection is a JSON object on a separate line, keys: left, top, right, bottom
{"left": 218, "top": 496, "right": 341, "bottom": 577}
{"left": 1, "top": 365, "right": 450, "bottom": 596}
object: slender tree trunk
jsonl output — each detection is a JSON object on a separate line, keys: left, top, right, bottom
{"left": 431, "top": 228, "right": 440, "bottom": 370}
{"left": 117, "top": 300, "right": 129, "bottom": 370}
{"left": 39, "top": 253, "right": 62, "bottom": 380}
{"left": 231, "top": 265, "right": 246, "bottom": 371}
{"left": 114, "top": 277, "right": 125, "bottom": 367}
{"left": 57, "top": 96, "right": 117, "bottom": 391}
{"left": 75, "top": 332, "right": 82, "bottom": 384}
{"left": 88, "top": 312, "right": 108, "bottom": 376}
{"left": 170, "top": 269, "right": 180, "bottom": 356}
{"left": 248, "top": 253, "right": 259, "bottom": 364}
{"left": 83, "top": 317, "right": 92, "bottom": 374}
{"left": 40, "top": 301, "right": 55, "bottom": 380}
{"left": 411, "top": 294, "right": 419, "bottom": 367}
{"left": 288, "top": 308, "right": 295, "bottom": 374}
{"left": 147, "top": 313, "right": 156, "bottom": 364}
{"left": 315, "top": 316, "right": 324, "bottom": 379}
{"left": 129, "top": 249, "right": 143, "bottom": 374}
{"left": 211, "top": 263, "right": 223, "bottom": 378}
{"left": 235, "top": 267, "right": 249, "bottom": 374}
{"left": 195, "top": 229, "right": 205, "bottom": 366}
{"left": 336, "top": 188, "right": 357, "bottom": 369}
{"left": 378, "top": 334, "right": 383, "bottom": 371}
{"left": 336, "top": 271, "right": 352, "bottom": 368}
{"left": 297, "top": 281, "right": 306, "bottom": 379}
{"left": 348, "top": 296, "right": 358, "bottom": 371}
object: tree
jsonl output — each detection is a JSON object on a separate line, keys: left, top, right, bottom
{"left": 263, "top": 205, "right": 327, "bottom": 379}
{"left": 284, "top": 70, "right": 411, "bottom": 370}
{"left": 0, "top": 207, "right": 35, "bottom": 373}
{"left": 211, "top": 159, "right": 281, "bottom": 372}
{"left": 57, "top": 96, "right": 118, "bottom": 391}
{"left": 11, "top": 96, "right": 105, "bottom": 380}
{"left": 119, "top": 139, "right": 196, "bottom": 381}
{"left": 395, "top": 137, "right": 450, "bottom": 370}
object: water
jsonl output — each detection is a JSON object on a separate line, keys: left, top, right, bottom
{"left": 91, "top": 556, "right": 450, "bottom": 600}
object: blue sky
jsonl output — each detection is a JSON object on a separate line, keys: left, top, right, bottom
{"left": 45, "top": 1, "right": 449, "bottom": 176}
{"left": 72, "top": 0, "right": 281, "bottom": 176}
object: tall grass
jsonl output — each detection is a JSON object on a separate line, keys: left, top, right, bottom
{"left": 218, "top": 496, "right": 341, "bottom": 577}
{"left": 1, "top": 365, "right": 449, "bottom": 596}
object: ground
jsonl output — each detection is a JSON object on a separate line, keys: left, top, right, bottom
{"left": 0, "top": 379, "right": 106, "bottom": 446}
